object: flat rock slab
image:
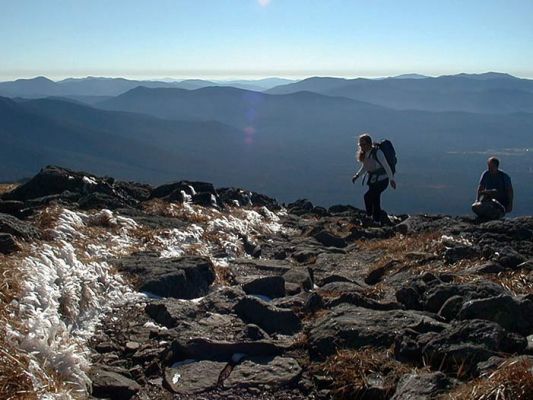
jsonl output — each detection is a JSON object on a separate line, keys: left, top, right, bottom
{"left": 309, "top": 304, "right": 447, "bottom": 358}
{"left": 234, "top": 296, "right": 302, "bottom": 335}
{"left": 391, "top": 372, "right": 457, "bottom": 400}
{"left": 167, "top": 338, "right": 288, "bottom": 363}
{"left": 113, "top": 255, "right": 215, "bottom": 299}
{"left": 164, "top": 360, "right": 226, "bottom": 395}
{"left": 224, "top": 356, "right": 302, "bottom": 389}
{"left": 90, "top": 369, "right": 141, "bottom": 400}
{"left": 242, "top": 275, "right": 286, "bottom": 299}
{"left": 229, "top": 258, "right": 292, "bottom": 281}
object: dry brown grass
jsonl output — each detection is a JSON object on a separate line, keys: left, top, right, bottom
{"left": 0, "top": 183, "right": 19, "bottom": 195}
{"left": 141, "top": 199, "right": 217, "bottom": 224}
{"left": 0, "top": 254, "right": 36, "bottom": 399}
{"left": 446, "top": 357, "right": 533, "bottom": 400}
{"left": 214, "top": 264, "right": 236, "bottom": 286}
{"left": 311, "top": 347, "right": 413, "bottom": 400}
{"left": 357, "top": 231, "right": 444, "bottom": 257}
{"left": 33, "top": 205, "right": 63, "bottom": 232}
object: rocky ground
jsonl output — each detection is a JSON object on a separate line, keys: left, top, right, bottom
{"left": 1, "top": 166, "right": 533, "bottom": 400}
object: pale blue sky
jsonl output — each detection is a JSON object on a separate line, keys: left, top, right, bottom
{"left": 1, "top": 0, "right": 532, "bottom": 81}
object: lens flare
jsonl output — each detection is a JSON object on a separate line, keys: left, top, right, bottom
{"left": 244, "top": 126, "right": 255, "bottom": 144}
{"left": 258, "top": 0, "right": 271, "bottom": 7}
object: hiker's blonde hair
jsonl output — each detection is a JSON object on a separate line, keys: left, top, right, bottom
{"left": 357, "top": 133, "right": 372, "bottom": 162}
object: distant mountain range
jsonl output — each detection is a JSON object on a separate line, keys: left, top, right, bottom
{"left": 3, "top": 73, "right": 533, "bottom": 114}
{"left": 0, "top": 96, "right": 244, "bottom": 183}
{"left": 267, "top": 73, "right": 533, "bottom": 113}
{"left": 1, "top": 82, "right": 532, "bottom": 214}
{"left": 0, "top": 76, "right": 296, "bottom": 99}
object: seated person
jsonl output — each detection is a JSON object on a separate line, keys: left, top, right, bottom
{"left": 472, "top": 157, "right": 513, "bottom": 220}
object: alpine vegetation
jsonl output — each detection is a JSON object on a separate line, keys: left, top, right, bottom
{"left": 1, "top": 165, "right": 532, "bottom": 400}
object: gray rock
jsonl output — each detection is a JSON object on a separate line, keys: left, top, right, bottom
{"left": 283, "top": 268, "right": 313, "bottom": 293}
{"left": 78, "top": 192, "right": 128, "bottom": 210}
{"left": 201, "top": 286, "right": 246, "bottom": 314}
{"left": 114, "top": 255, "right": 215, "bottom": 299}
{"left": 492, "top": 246, "right": 527, "bottom": 269}
{"left": 0, "top": 200, "right": 25, "bottom": 217}
{"left": 90, "top": 369, "right": 141, "bottom": 400}
{"left": 325, "top": 291, "right": 401, "bottom": 311}
{"left": 234, "top": 296, "right": 302, "bottom": 335}
{"left": 145, "top": 299, "right": 199, "bottom": 328}
{"left": 422, "top": 319, "right": 527, "bottom": 375}
{"left": 468, "top": 262, "right": 506, "bottom": 274}
{"left": 444, "top": 245, "right": 479, "bottom": 263}
{"left": 318, "top": 281, "right": 365, "bottom": 295}
{"left": 458, "top": 295, "right": 533, "bottom": 335}
{"left": 0, "top": 233, "right": 20, "bottom": 254}
{"left": 308, "top": 304, "right": 446, "bottom": 358}
{"left": 164, "top": 360, "right": 226, "bottom": 394}
{"left": 438, "top": 295, "right": 464, "bottom": 321}
{"left": 313, "top": 230, "right": 347, "bottom": 248}
{"left": 423, "top": 281, "right": 507, "bottom": 313}
{"left": 224, "top": 356, "right": 302, "bottom": 389}
{"left": 244, "top": 324, "right": 270, "bottom": 340}
{"left": 242, "top": 276, "right": 286, "bottom": 299}
{"left": 166, "top": 338, "right": 287, "bottom": 363}
{"left": 0, "top": 212, "right": 38, "bottom": 239}
{"left": 391, "top": 371, "right": 456, "bottom": 400}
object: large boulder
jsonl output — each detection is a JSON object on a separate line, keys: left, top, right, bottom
{"left": 308, "top": 304, "right": 447, "bottom": 358}
{"left": 396, "top": 279, "right": 508, "bottom": 315}
{"left": 458, "top": 295, "right": 533, "bottom": 336}
{"left": 113, "top": 255, "right": 216, "bottom": 299}
{"left": 2, "top": 166, "right": 144, "bottom": 207}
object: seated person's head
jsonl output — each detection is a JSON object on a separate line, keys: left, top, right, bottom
{"left": 488, "top": 157, "right": 500, "bottom": 173}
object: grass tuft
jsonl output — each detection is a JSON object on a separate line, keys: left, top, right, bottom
{"left": 311, "top": 347, "right": 412, "bottom": 399}
{"left": 446, "top": 357, "right": 533, "bottom": 400}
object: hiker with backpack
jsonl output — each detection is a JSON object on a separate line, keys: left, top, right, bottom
{"left": 472, "top": 157, "right": 513, "bottom": 220}
{"left": 352, "top": 133, "right": 397, "bottom": 224}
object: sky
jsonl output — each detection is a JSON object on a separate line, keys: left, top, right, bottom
{"left": 1, "top": 0, "right": 533, "bottom": 81}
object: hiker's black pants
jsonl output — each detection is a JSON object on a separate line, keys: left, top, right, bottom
{"left": 364, "top": 178, "right": 389, "bottom": 222}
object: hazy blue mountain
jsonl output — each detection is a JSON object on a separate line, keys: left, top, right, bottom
{"left": 267, "top": 73, "right": 533, "bottom": 113}
{"left": 389, "top": 74, "right": 429, "bottom": 79}
{"left": 96, "top": 86, "right": 383, "bottom": 127}
{"left": 219, "top": 78, "right": 297, "bottom": 90}
{"left": 0, "top": 76, "right": 296, "bottom": 99}
{"left": 0, "top": 96, "right": 244, "bottom": 183}
{"left": 0, "top": 77, "right": 60, "bottom": 97}
{"left": 95, "top": 86, "right": 533, "bottom": 214}
{"left": 452, "top": 72, "right": 518, "bottom": 80}
{"left": 0, "top": 77, "right": 175, "bottom": 98}
{"left": 3, "top": 89, "right": 533, "bottom": 214}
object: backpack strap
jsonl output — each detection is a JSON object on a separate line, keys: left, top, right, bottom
{"left": 371, "top": 147, "right": 386, "bottom": 175}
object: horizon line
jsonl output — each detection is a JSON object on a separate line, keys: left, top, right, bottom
{"left": 1, "top": 70, "right": 533, "bottom": 83}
